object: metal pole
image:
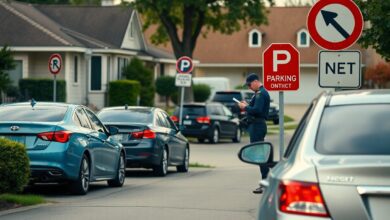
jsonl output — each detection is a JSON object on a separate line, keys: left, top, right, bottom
{"left": 179, "top": 86, "right": 185, "bottom": 127}
{"left": 279, "top": 91, "right": 284, "bottom": 160}
{"left": 53, "top": 74, "right": 57, "bottom": 102}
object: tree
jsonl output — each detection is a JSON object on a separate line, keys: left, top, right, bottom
{"left": 356, "top": 0, "right": 390, "bottom": 61}
{"left": 123, "top": 57, "right": 155, "bottom": 106}
{"left": 193, "top": 84, "right": 211, "bottom": 102}
{"left": 130, "top": 0, "right": 271, "bottom": 101}
{"left": 0, "top": 46, "right": 14, "bottom": 95}
{"left": 364, "top": 62, "right": 390, "bottom": 88}
{"left": 155, "top": 76, "right": 177, "bottom": 108}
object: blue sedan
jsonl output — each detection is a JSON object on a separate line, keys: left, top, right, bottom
{"left": 97, "top": 106, "right": 189, "bottom": 176}
{"left": 0, "top": 102, "right": 126, "bottom": 195}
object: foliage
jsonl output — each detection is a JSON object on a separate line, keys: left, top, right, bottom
{"left": 234, "top": 84, "right": 247, "bottom": 90}
{"left": 108, "top": 80, "right": 141, "bottom": 106}
{"left": 0, "top": 139, "right": 30, "bottom": 193}
{"left": 130, "top": 0, "right": 271, "bottom": 103}
{"left": 356, "top": 0, "right": 390, "bottom": 61}
{"left": 193, "top": 83, "right": 211, "bottom": 102}
{"left": 19, "top": 79, "right": 66, "bottom": 102}
{"left": 364, "top": 62, "right": 390, "bottom": 88}
{"left": 123, "top": 58, "right": 155, "bottom": 106}
{"left": 0, "top": 46, "right": 14, "bottom": 92}
{"left": 155, "top": 76, "right": 177, "bottom": 108}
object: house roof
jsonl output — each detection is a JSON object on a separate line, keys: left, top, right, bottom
{"left": 144, "top": 7, "right": 363, "bottom": 65}
{"left": 0, "top": 1, "right": 176, "bottom": 60}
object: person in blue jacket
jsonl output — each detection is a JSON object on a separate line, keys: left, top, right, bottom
{"left": 238, "top": 73, "right": 270, "bottom": 194}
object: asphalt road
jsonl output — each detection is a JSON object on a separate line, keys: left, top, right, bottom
{"left": 0, "top": 133, "right": 292, "bottom": 220}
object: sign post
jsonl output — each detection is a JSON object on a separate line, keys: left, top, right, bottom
{"left": 263, "top": 43, "right": 300, "bottom": 159}
{"left": 175, "top": 56, "right": 193, "bottom": 127}
{"left": 48, "top": 54, "right": 62, "bottom": 102}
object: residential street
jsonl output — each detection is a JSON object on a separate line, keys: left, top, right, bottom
{"left": 0, "top": 133, "right": 292, "bottom": 220}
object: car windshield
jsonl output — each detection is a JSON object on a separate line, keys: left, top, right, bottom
{"left": 175, "top": 106, "right": 206, "bottom": 116}
{"left": 213, "top": 93, "right": 243, "bottom": 102}
{"left": 98, "top": 109, "right": 153, "bottom": 124}
{"left": 316, "top": 104, "right": 390, "bottom": 155}
{"left": 0, "top": 105, "right": 67, "bottom": 122}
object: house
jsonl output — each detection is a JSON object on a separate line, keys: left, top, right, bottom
{"left": 0, "top": 0, "right": 175, "bottom": 109}
{"left": 145, "top": 6, "right": 372, "bottom": 104}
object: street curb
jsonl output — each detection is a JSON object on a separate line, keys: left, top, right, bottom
{"left": 0, "top": 203, "right": 52, "bottom": 217}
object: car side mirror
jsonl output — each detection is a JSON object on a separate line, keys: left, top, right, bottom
{"left": 238, "top": 142, "right": 274, "bottom": 165}
{"left": 107, "top": 125, "right": 119, "bottom": 136}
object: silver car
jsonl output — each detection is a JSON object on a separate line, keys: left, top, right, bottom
{"left": 238, "top": 90, "right": 390, "bottom": 220}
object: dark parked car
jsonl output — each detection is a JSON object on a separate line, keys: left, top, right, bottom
{"left": 97, "top": 106, "right": 189, "bottom": 176}
{"left": 0, "top": 102, "right": 125, "bottom": 195}
{"left": 239, "top": 90, "right": 390, "bottom": 220}
{"left": 171, "top": 102, "right": 241, "bottom": 143}
{"left": 212, "top": 90, "right": 279, "bottom": 125}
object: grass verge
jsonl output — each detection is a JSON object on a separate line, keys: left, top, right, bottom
{"left": 0, "top": 194, "right": 45, "bottom": 206}
{"left": 189, "top": 162, "right": 215, "bottom": 168}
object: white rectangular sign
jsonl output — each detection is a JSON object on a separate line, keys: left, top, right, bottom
{"left": 318, "top": 51, "right": 361, "bottom": 88}
{"left": 175, "top": 74, "right": 192, "bottom": 87}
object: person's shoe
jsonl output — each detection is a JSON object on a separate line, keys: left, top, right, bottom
{"left": 252, "top": 187, "right": 263, "bottom": 194}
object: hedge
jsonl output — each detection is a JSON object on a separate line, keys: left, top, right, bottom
{"left": 19, "top": 78, "right": 66, "bottom": 102}
{"left": 193, "top": 84, "right": 211, "bottom": 102}
{"left": 108, "top": 80, "right": 141, "bottom": 106}
{"left": 0, "top": 138, "right": 30, "bottom": 193}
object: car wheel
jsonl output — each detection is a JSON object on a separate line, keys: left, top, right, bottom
{"left": 273, "top": 119, "right": 279, "bottom": 125}
{"left": 153, "top": 147, "right": 168, "bottom": 177}
{"left": 177, "top": 147, "right": 189, "bottom": 173}
{"left": 209, "top": 128, "right": 219, "bottom": 144}
{"left": 197, "top": 138, "right": 205, "bottom": 143}
{"left": 71, "top": 155, "right": 90, "bottom": 195}
{"left": 108, "top": 152, "right": 126, "bottom": 187}
{"left": 232, "top": 128, "right": 241, "bottom": 143}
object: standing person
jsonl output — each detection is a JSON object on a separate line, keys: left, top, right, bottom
{"left": 238, "top": 73, "right": 270, "bottom": 194}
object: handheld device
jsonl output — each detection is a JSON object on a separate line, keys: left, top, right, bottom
{"left": 232, "top": 97, "right": 240, "bottom": 103}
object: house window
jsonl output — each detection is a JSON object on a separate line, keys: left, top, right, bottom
{"left": 117, "top": 57, "right": 128, "bottom": 79}
{"left": 297, "top": 29, "right": 310, "bottom": 47}
{"left": 7, "top": 60, "right": 23, "bottom": 87}
{"left": 249, "top": 29, "right": 262, "bottom": 48}
{"left": 91, "top": 56, "right": 102, "bottom": 91}
{"left": 74, "top": 56, "right": 78, "bottom": 83}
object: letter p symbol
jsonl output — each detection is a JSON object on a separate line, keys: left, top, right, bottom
{"left": 180, "top": 60, "right": 191, "bottom": 72}
{"left": 273, "top": 50, "right": 291, "bottom": 72}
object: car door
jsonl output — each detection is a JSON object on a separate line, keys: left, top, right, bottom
{"left": 222, "top": 105, "right": 238, "bottom": 136}
{"left": 74, "top": 108, "right": 105, "bottom": 177}
{"left": 161, "top": 111, "right": 184, "bottom": 163}
{"left": 212, "top": 104, "right": 231, "bottom": 137}
{"left": 84, "top": 108, "right": 118, "bottom": 177}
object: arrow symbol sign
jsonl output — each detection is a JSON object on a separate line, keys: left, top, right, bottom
{"left": 321, "top": 10, "right": 350, "bottom": 39}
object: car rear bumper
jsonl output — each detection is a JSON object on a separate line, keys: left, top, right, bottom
{"left": 181, "top": 126, "right": 212, "bottom": 139}
{"left": 123, "top": 139, "right": 162, "bottom": 167}
{"left": 30, "top": 166, "right": 68, "bottom": 183}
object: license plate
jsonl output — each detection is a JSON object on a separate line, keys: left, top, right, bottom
{"left": 0, "top": 136, "right": 26, "bottom": 144}
{"left": 183, "top": 120, "right": 192, "bottom": 125}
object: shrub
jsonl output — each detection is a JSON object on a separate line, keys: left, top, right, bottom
{"left": 0, "top": 138, "right": 30, "bottom": 193}
{"left": 108, "top": 80, "right": 140, "bottom": 106}
{"left": 193, "top": 84, "right": 211, "bottom": 102}
{"left": 19, "top": 79, "right": 66, "bottom": 102}
{"left": 123, "top": 58, "right": 155, "bottom": 106}
{"left": 155, "top": 76, "right": 177, "bottom": 107}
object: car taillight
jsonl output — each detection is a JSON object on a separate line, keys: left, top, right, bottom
{"left": 279, "top": 180, "right": 330, "bottom": 217}
{"left": 37, "top": 131, "right": 72, "bottom": 143}
{"left": 131, "top": 129, "right": 156, "bottom": 139}
{"left": 196, "top": 116, "right": 210, "bottom": 124}
{"left": 170, "top": 115, "right": 178, "bottom": 123}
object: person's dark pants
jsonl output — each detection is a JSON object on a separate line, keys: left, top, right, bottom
{"left": 248, "top": 121, "right": 269, "bottom": 179}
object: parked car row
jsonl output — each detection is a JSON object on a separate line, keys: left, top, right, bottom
{"left": 0, "top": 102, "right": 189, "bottom": 195}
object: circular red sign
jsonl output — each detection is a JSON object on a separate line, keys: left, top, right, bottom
{"left": 176, "top": 56, "right": 193, "bottom": 74}
{"left": 48, "top": 53, "right": 62, "bottom": 75}
{"left": 307, "top": 0, "right": 363, "bottom": 50}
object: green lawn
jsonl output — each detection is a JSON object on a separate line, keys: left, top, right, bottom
{"left": 189, "top": 162, "right": 215, "bottom": 168}
{"left": 0, "top": 193, "right": 45, "bottom": 206}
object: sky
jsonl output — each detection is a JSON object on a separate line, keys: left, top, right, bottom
{"left": 273, "top": 0, "right": 314, "bottom": 6}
